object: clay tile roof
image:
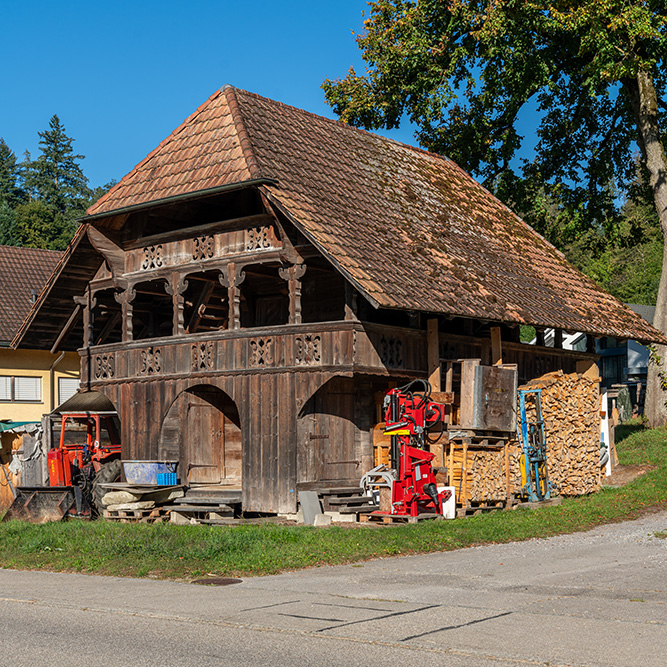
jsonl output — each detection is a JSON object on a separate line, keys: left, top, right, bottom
{"left": 83, "top": 85, "right": 664, "bottom": 344}
{"left": 0, "top": 245, "right": 62, "bottom": 343}
{"left": 87, "top": 87, "right": 261, "bottom": 216}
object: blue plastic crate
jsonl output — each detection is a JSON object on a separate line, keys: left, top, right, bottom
{"left": 156, "top": 472, "right": 177, "bottom": 486}
{"left": 123, "top": 460, "right": 178, "bottom": 485}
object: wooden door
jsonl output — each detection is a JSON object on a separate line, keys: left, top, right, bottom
{"left": 183, "top": 392, "right": 225, "bottom": 484}
{"left": 158, "top": 386, "right": 242, "bottom": 486}
{"left": 299, "top": 377, "right": 359, "bottom": 484}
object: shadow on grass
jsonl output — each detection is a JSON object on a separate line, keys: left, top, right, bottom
{"left": 615, "top": 420, "right": 648, "bottom": 445}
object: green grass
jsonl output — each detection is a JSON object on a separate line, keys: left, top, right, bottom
{"left": 1, "top": 422, "right": 666, "bottom": 580}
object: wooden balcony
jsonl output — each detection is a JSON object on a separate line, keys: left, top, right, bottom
{"left": 80, "top": 320, "right": 428, "bottom": 388}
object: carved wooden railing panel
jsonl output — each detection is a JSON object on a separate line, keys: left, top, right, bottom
{"left": 81, "top": 322, "right": 429, "bottom": 384}
{"left": 124, "top": 222, "right": 282, "bottom": 275}
{"left": 360, "top": 324, "right": 426, "bottom": 373}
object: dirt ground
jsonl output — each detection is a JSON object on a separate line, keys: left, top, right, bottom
{"left": 602, "top": 464, "right": 654, "bottom": 487}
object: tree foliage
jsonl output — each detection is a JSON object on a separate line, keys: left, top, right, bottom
{"left": 0, "top": 138, "right": 24, "bottom": 208}
{"left": 23, "top": 114, "right": 89, "bottom": 214}
{"left": 0, "top": 115, "right": 110, "bottom": 251}
{"left": 323, "top": 1, "right": 667, "bottom": 229}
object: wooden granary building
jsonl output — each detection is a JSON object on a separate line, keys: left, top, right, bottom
{"left": 13, "top": 86, "right": 664, "bottom": 514}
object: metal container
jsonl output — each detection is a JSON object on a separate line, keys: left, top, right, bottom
{"left": 122, "top": 460, "right": 178, "bottom": 485}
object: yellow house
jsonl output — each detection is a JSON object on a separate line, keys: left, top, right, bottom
{"left": 0, "top": 245, "right": 80, "bottom": 422}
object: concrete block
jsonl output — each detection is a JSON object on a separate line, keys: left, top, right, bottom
{"left": 313, "top": 513, "right": 332, "bottom": 527}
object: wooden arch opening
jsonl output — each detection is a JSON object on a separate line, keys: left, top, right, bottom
{"left": 159, "top": 384, "right": 241, "bottom": 488}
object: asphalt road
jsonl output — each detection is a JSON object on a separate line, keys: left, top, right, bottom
{"left": 1, "top": 511, "right": 667, "bottom": 666}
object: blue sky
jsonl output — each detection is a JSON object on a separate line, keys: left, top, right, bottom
{"left": 1, "top": 1, "right": 420, "bottom": 189}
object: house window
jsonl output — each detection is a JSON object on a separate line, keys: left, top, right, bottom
{"left": 0, "top": 376, "right": 42, "bottom": 402}
{"left": 58, "top": 377, "right": 80, "bottom": 405}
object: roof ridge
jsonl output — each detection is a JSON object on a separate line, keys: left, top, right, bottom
{"left": 231, "top": 87, "right": 458, "bottom": 166}
{"left": 222, "top": 85, "right": 263, "bottom": 180}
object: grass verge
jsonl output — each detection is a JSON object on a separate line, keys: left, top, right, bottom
{"left": 1, "top": 422, "right": 666, "bottom": 580}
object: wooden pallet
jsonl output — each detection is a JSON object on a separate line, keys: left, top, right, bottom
{"left": 359, "top": 512, "right": 443, "bottom": 525}
{"left": 102, "top": 507, "right": 169, "bottom": 523}
{"left": 455, "top": 501, "right": 507, "bottom": 517}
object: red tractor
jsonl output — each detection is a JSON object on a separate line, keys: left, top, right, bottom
{"left": 4, "top": 411, "right": 122, "bottom": 522}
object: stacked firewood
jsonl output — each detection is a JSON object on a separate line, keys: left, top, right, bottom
{"left": 446, "top": 370, "right": 600, "bottom": 503}
{"left": 450, "top": 448, "right": 501, "bottom": 503}
{"left": 517, "top": 370, "right": 601, "bottom": 496}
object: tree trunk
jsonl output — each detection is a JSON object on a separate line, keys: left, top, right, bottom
{"left": 626, "top": 71, "right": 667, "bottom": 426}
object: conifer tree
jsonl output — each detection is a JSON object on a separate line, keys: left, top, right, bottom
{"left": 24, "top": 114, "right": 90, "bottom": 213}
{"left": 0, "top": 138, "right": 24, "bottom": 207}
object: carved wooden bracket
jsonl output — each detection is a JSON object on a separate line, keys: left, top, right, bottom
{"left": 218, "top": 262, "right": 247, "bottom": 289}
{"left": 219, "top": 262, "right": 247, "bottom": 330}
{"left": 114, "top": 288, "right": 137, "bottom": 342}
{"left": 165, "top": 274, "right": 189, "bottom": 336}
{"left": 278, "top": 263, "right": 307, "bottom": 324}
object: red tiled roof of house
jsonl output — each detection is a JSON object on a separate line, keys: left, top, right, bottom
{"left": 0, "top": 245, "right": 62, "bottom": 343}
{"left": 85, "top": 85, "right": 662, "bottom": 343}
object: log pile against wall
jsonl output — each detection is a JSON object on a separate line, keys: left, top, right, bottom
{"left": 517, "top": 370, "right": 601, "bottom": 497}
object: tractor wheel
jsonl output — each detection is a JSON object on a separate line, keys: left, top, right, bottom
{"left": 92, "top": 459, "right": 122, "bottom": 517}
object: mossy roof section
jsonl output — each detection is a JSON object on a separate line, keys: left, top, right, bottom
{"left": 84, "top": 86, "right": 664, "bottom": 344}
{"left": 0, "top": 245, "right": 62, "bottom": 343}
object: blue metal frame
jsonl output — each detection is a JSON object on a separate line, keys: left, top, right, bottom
{"left": 517, "top": 389, "right": 551, "bottom": 502}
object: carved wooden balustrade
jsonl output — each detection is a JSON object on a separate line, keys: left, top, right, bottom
{"left": 80, "top": 321, "right": 428, "bottom": 388}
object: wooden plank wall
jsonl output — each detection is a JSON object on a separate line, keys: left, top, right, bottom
{"left": 439, "top": 333, "right": 596, "bottom": 384}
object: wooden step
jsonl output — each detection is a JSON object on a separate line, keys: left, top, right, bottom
{"left": 334, "top": 504, "right": 379, "bottom": 514}
{"left": 163, "top": 504, "right": 233, "bottom": 513}
{"left": 185, "top": 488, "right": 242, "bottom": 503}
{"left": 174, "top": 497, "right": 236, "bottom": 506}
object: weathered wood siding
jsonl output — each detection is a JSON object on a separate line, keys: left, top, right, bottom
{"left": 81, "top": 322, "right": 596, "bottom": 513}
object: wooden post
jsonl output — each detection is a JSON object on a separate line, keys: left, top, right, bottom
{"left": 344, "top": 282, "right": 358, "bottom": 321}
{"left": 442, "top": 361, "right": 454, "bottom": 425}
{"left": 536, "top": 329, "right": 545, "bottom": 347}
{"left": 490, "top": 326, "right": 502, "bottom": 365}
{"left": 74, "top": 290, "right": 97, "bottom": 348}
{"left": 278, "top": 263, "right": 307, "bottom": 324}
{"left": 553, "top": 328, "right": 563, "bottom": 349}
{"left": 462, "top": 438, "right": 469, "bottom": 508}
{"left": 219, "top": 262, "right": 246, "bottom": 330}
{"left": 165, "top": 273, "right": 189, "bottom": 336}
{"left": 114, "top": 287, "right": 136, "bottom": 342}
{"left": 427, "top": 318, "right": 441, "bottom": 391}
{"left": 504, "top": 440, "right": 510, "bottom": 505}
